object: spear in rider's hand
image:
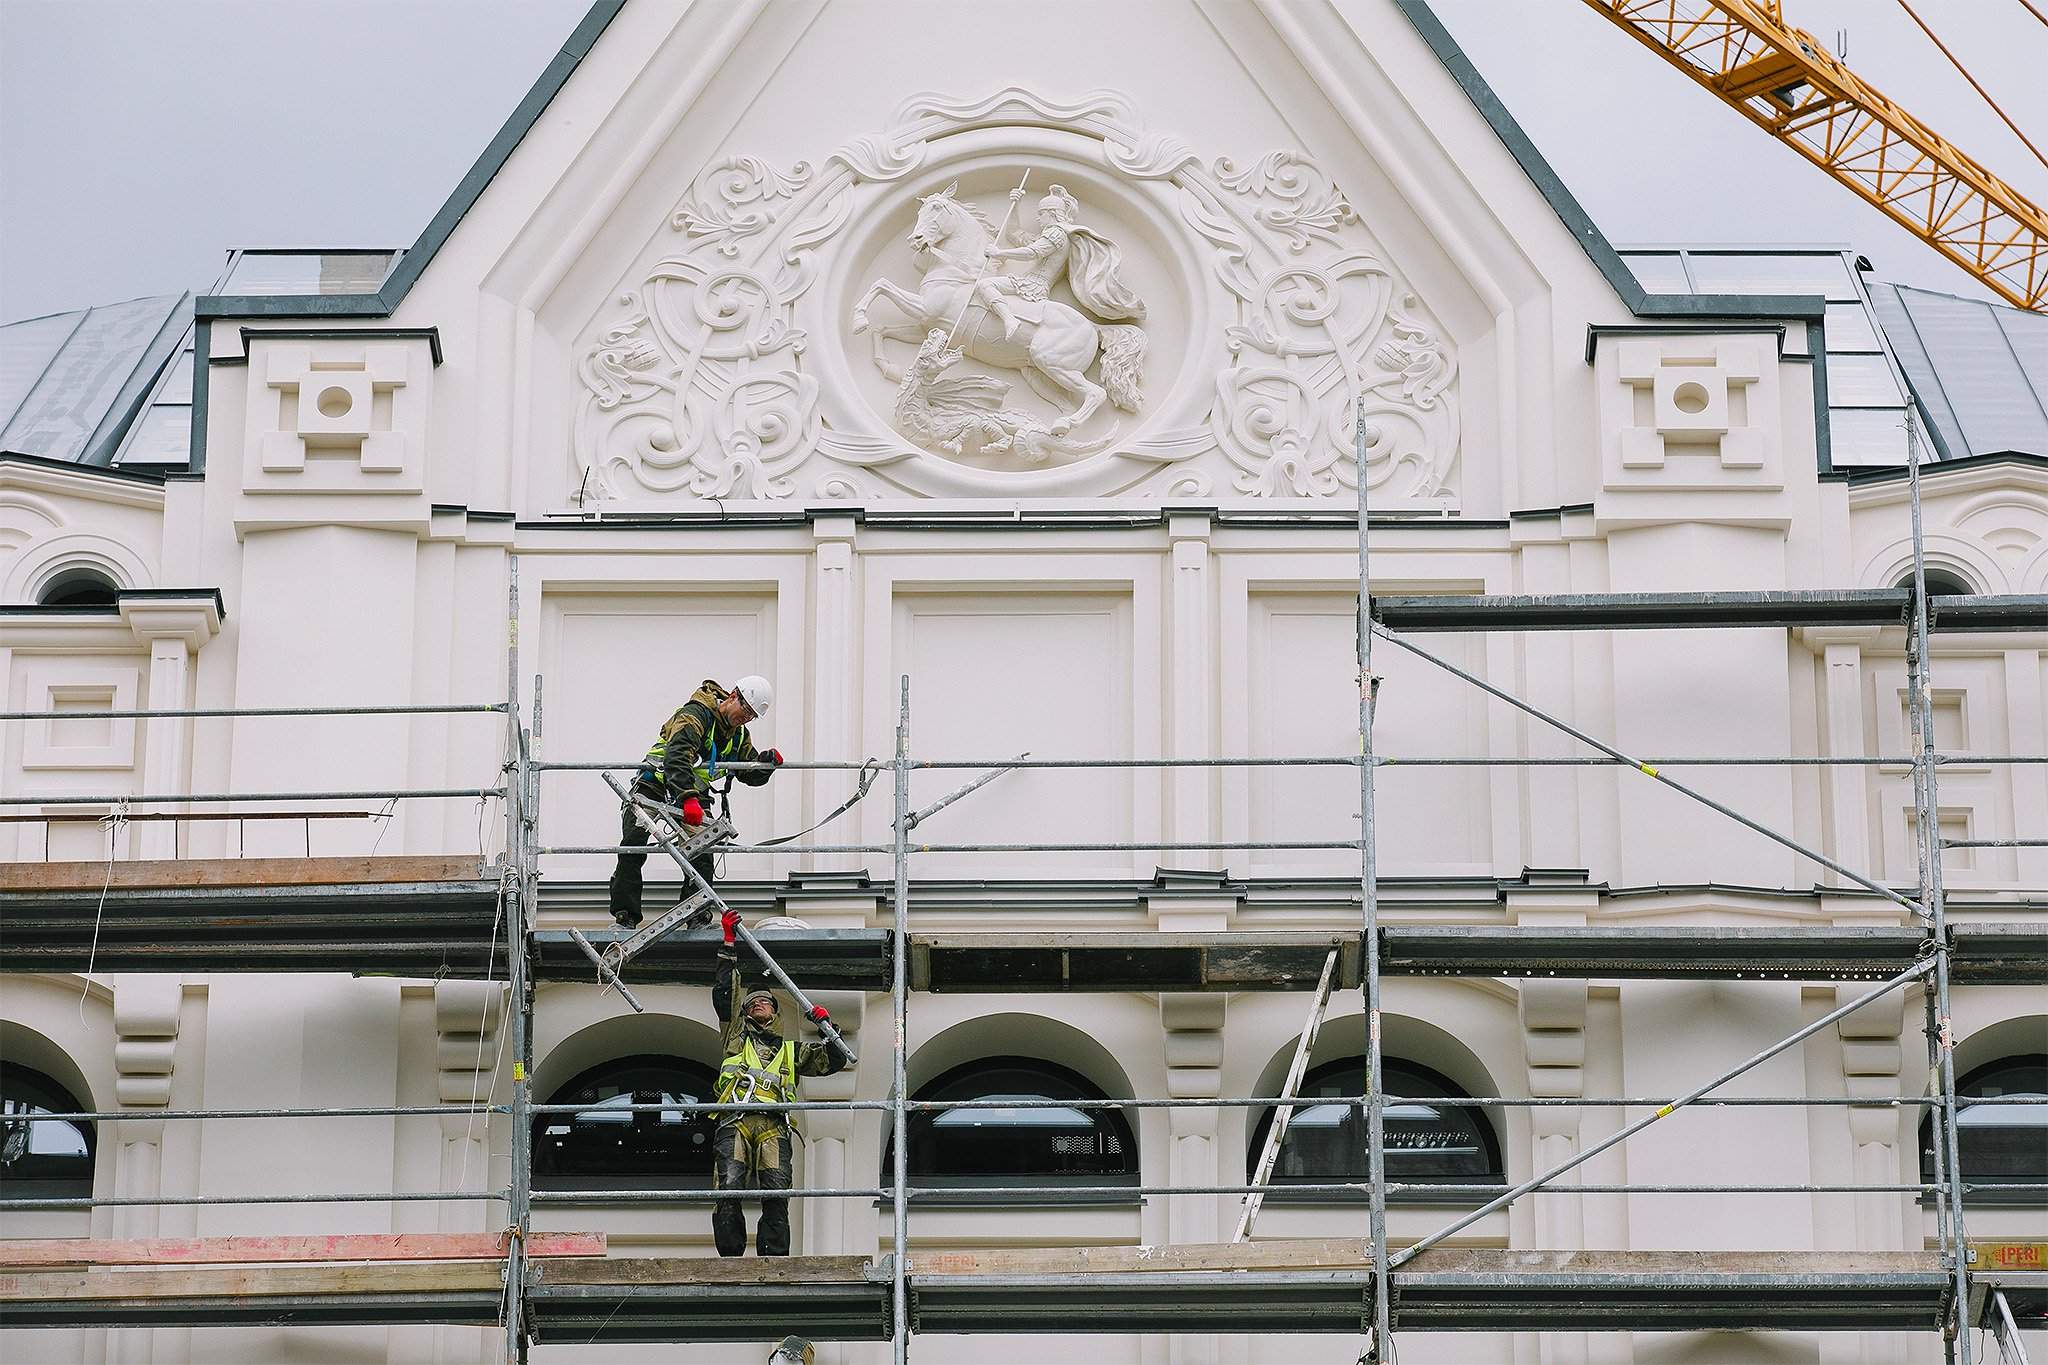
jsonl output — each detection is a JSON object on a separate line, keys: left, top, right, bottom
{"left": 943, "top": 168, "right": 1032, "bottom": 350}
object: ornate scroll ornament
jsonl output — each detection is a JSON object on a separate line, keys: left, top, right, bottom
{"left": 572, "top": 91, "right": 1458, "bottom": 503}
{"left": 573, "top": 157, "right": 840, "bottom": 499}
{"left": 1206, "top": 154, "right": 1457, "bottom": 500}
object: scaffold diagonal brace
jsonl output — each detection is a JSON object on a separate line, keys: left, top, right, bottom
{"left": 1369, "top": 623, "right": 1932, "bottom": 921}
{"left": 601, "top": 772, "right": 859, "bottom": 1064}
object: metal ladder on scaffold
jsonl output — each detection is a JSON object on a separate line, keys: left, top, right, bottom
{"left": 566, "top": 771, "right": 858, "bottom": 1063}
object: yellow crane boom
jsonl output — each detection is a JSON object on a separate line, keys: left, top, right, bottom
{"left": 1579, "top": 0, "right": 2048, "bottom": 311}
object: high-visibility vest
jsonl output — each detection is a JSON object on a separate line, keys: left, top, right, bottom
{"left": 643, "top": 724, "right": 724, "bottom": 792}
{"left": 716, "top": 1036, "right": 797, "bottom": 1113}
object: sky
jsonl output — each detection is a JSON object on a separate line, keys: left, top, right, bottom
{"left": 1, "top": 0, "right": 2044, "bottom": 324}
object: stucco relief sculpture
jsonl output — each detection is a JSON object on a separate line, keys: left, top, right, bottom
{"left": 571, "top": 91, "right": 1459, "bottom": 504}
{"left": 851, "top": 182, "right": 1146, "bottom": 461}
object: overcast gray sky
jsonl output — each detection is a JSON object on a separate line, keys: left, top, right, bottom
{"left": 3, "top": 0, "right": 2044, "bottom": 324}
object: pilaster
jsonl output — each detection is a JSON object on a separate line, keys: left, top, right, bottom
{"left": 1161, "top": 992, "right": 1225, "bottom": 1365}
{"left": 120, "top": 598, "right": 221, "bottom": 860}
{"left": 1167, "top": 511, "right": 1215, "bottom": 869}
{"left": 1802, "top": 626, "right": 1883, "bottom": 888}
{"left": 811, "top": 515, "right": 861, "bottom": 873}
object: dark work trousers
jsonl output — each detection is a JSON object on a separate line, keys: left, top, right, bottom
{"left": 712, "top": 1114, "right": 795, "bottom": 1256}
{"left": 607, "top": 780, "right": 717, "bottom": 927}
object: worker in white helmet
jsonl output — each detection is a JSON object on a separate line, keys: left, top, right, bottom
{"left": 608, "top": 675, "right": 781, "bottom": 928}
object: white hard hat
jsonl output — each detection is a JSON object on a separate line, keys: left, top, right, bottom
{"left": 735, "top": 674, "right": 774, "bottom": 718}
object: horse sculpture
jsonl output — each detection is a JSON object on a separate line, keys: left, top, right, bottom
{"left": 852, "top": 185, "right": 1147, "bottom": 437}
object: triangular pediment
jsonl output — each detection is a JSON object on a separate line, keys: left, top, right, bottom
{"left": 360, "top": 0, "right": 1656, "bottom": 515}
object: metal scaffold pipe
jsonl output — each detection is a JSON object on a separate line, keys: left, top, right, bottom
{"left": 1905, "top": 418, "right": 1973, "bottom": 1365}
{"left": 1355, "top": 411, "right": 1393, "bottom": 1358}
{"left": 1369, "top": 625, "right": 1934, "bottom": 921}
{"left": 1389, "top": 957, "right": 1936, "bottom": 1269}
{"left": 891, "top": 676, "right": 912, "bottom": 1365}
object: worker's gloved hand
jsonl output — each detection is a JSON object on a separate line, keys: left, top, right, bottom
{"left": 766, "top": 749, "right": 784, "bottom": 767}
{"left": 721, "top": 909, "right": 740, "bottom": 946}
{"left": 808, "top": 1004, "right": 829, "bottom": 1025}
{"left": 680, "top": 795, "right": 704, "bottom": 826}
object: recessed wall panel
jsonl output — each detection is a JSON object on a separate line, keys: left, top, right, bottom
{"left": 541, "top": 593, "right": 777, "bottom": 882}
{"left": 895, "top": 593, "right": 1134, "bottom": 877}
{"left": 1248, "top": 595, "right": 1489, "bottom": 875}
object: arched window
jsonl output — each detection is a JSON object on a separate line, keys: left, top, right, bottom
{"left": 0, "top": 1063, "right": 96, "bottom": 1197}
{"left": 887, "top": 1056, "right": 1138, "bottom": 1194}
{"left": 532, "top": 1055, "right": 717, "bottom": 1192}
{"left": 35, "top": 566, "right": 120, "bottom": 608}
{"left": 1922, "top": 1054, "right": 2047, "bottom": 1205}
{"left": 1894, "top": 568, "right": 1973, "bottom": 598}
{"left": 1247, "top": 1058, "right": 1502, "bottom": 1199}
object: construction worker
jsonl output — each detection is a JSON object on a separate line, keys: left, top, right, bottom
{"left": 609, "top": 675, "right": 782, "bottom": 929}
{"left": 767, "top": 1336, "right": 815, "bottom": 1365}
{"left": 712, "top": 907, "right": 848, "bottom": 1256}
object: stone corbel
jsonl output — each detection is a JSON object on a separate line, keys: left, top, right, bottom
{"left": 112, "top": 977, "right": 181, "bottom": 1109}
{"left": 434, "top": 981, "right": 506, "bottom": 1107}
{"left": 1837, "top": 985, "right": 1909, "bottom": 1151}
{"left": 1161, "top": 993, "right": 1225, "bottom": 1253}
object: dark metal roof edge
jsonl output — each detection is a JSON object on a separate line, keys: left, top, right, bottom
{"left": 193, "top": 0, "right": 628, "bottom": 323}
{"left": 0, "top": 449, "right": 167, "bottom": 486}
{"left": 79, "top": 293, "right": 195, "bottom": 468}
{"left": 1584, "top": 321, "right": 1789, "bottom": 366}
{"left": 512, "top": 509, "right": 1510, "bottom": 533}
{"left": 0, "top": 587, "right": 224, "bottom": 621}
{"left": 1833, "top": 450, "right": 2048, "bottom": 485}
{"left": 1394, "top": 1, "right": 1826, "bottom": 325}
{"left": 236, "top": 326, "right": 445, "bottom": 365}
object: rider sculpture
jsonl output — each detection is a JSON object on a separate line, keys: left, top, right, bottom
{"left": 851, "top": 180, "right": 1150, "bottom": 445}
{"left": 974, "top": 185, "right": 1146, "bottom": 340}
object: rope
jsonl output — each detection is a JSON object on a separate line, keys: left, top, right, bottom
{"left": 753, "top": 760, "right": 883, "bottom": 847}
{"left": 1894, "top": 0, "right": 2048, "bottom": 172}
{"left": 78, "top": 799, "right": 129, "bottom": 1021}
{"left": 2014, "top": 0, "right": 2048, "bottom": 31}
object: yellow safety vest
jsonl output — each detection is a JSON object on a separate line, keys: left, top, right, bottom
{"left": 716, "top": 1037, "right": 797, "bottom": 1114}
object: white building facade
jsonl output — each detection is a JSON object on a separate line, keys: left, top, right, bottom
{"left": 2, "top": 2, "right": 2042, "bottom": 1362}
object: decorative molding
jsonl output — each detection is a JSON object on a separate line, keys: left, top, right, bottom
{"left": 572, "top": 88, "right": 1459, "bottom": 505}
{"left": 434, "top": 981, "right": 506, "bottom": 1105}
{"left": 242, "top": 336, "right": 436, "bottom": 497}
{"left": 112, "top": 978, "right": 181, "bottom": 1108}
{"left": 1601, "top": 334, "right": 1782, "bottom": 493}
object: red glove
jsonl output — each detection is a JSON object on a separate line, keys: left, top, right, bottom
{"left": 680, "top": 795, "right": 704, "bottom": 826}
{"left": 808, "top": 1005, "right": 829, "bottom": 1025}
{"left": 720, "top": 909, "right": 739, "bottom": 946}
{"left": 767, "top": 749, "right": 784, "bottom": 767}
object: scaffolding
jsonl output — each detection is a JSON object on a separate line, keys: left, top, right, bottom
{"left": 3, "top": 420, "right": 2046, "bottom": 1362}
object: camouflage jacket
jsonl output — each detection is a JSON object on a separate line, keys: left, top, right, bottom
{"left": 643, "top": 679, "right": 775, "bottom": 801}
{"left": 713, "top": 947, "right": 847, "bottom": 1087}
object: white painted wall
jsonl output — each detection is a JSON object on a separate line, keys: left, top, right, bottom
{"left": 2, "top": 2, "right": 2044, "bottom": 1362}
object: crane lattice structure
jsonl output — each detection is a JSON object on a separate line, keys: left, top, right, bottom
{"left": 1579, "top": 0, "right": 2048, "bottom": 312}
{"left": 2, "top": 422, "right": 2045, "bottom": 1362}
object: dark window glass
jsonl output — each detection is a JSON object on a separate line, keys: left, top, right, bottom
{"left": 1247, "top": 1058, "right": 1501, "bottom": 1191}
{"left": 888, "top": 1057, "right": 1138, "bottom": 1187}
{"left": 1895, "top": 569, "right": 1973, "bottom": 597}
{"left": 0, "top": 1064, "right": 95, "bottom": 1196}
{"left": 532, "top": 1054, "right": 717, "bottom": 1191}
{"left": 1923, "top": 1054, "right": 2047, "bottom": 1204}
{"left": 35, "top": 567, "right": 119, "bottom": 608}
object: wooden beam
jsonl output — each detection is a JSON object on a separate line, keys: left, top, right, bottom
{"left": 0, "top": 1260, "right": 509, "bottom": 1303}
{"left": 0, "top": 854, "right": 488, "bottom": 893}
{"left": 0, "top": 1232, "right": 603, "bottom": 1269}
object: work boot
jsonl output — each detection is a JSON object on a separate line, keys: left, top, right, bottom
{"left": 610, "top": 904, "right": 642, "bottom": 931}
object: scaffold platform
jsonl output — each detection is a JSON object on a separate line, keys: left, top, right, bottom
{"left": 1372, "top": 588, "right": 2048, "bottom": 632}
{"left": 516, "top": 1243, "right": 1958, "bottom": 1341}
{"left": 0, "top": 856, "right": 504, "bottom": 975}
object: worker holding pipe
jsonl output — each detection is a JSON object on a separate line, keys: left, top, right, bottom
{"left": 609, "top": 675, "right": 782, "bottom": 928}
{"left": 712, "top": 909, "right": 849, "bottom": 1256}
